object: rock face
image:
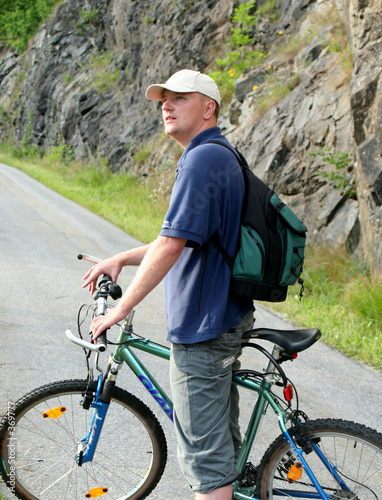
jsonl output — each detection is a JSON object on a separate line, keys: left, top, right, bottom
{"left": 345, "top": 0, "right": 382, "bottom": 269}
{"left": 0, "top": 0, "right": 381, "bottom": 267}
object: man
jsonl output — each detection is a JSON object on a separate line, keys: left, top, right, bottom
{"left": 83, "top": 69, "right": 253, "bottom": 499}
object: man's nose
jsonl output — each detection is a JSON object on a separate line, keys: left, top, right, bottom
{"left": 162, "top": 99, "right": 173, "bottom": 111}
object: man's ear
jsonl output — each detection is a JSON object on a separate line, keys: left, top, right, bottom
{"left": 203, "top": 98, "right": 217, "bottom": 120}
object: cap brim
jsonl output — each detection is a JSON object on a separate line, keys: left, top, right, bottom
{"left": 146, "top": 83, "right": 197, "bottom": 101}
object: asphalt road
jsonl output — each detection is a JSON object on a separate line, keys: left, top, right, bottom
{"left": 1, "top": 162, "right": 381, "bottom": 500}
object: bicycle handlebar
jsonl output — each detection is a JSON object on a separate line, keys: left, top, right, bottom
{"left": 77, "top": 253, "right": 102, "bottom": 264}
{"left": 96, "top": 331, "right": 107, "bottom": 352}
{"left": 65, "top": 329, "right": 105, "bottom": 352}
{"left": 65, "top": 253, "right": 123, "bottom": 352}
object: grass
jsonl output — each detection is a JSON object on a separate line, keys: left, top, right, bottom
{"left": 87, "top": 52, "right": 121, "bottom": 93}
{"left": 0, "top": 144, "right": 381, "bottom": 371}
{"left": 255, "top": 72, "right": 300, "bottom": 116}
{"left": 272, "top": 245, "right": 382, "bottom": 370}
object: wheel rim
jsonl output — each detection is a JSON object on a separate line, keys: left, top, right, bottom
{"left": 2, "top": 383, "right": 164, "bottom": 500}
{"left": 261, "top": 429, "right": 382, "bottom": 500}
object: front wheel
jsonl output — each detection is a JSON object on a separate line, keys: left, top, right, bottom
{"left": 256, "top": 418, "right": 382, "bottom": 500}
{"left": 0, "top": 379, "right": 167, "bottom": 500}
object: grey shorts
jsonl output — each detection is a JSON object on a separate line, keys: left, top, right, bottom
{"left": 169, "top": 311, "right": 254, "bottom": 494}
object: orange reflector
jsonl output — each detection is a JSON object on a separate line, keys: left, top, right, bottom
{"left": 85, "top": 487, "right": 109, "bottom": 498}
{"left": 287, "top": 462, "right": 302, "bottom": 483}
{"left": 42, "top": 407, "right": 66, "bottom": 419}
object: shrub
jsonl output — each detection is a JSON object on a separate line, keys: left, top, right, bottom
{"left": 311, "top": 148, "right": 356, "bottom": 198}
{"left": 0, "top": 0, "right": 60, "bottom": 52}
{"left": 209, "top": 1, "right": 261, "bottom": 103}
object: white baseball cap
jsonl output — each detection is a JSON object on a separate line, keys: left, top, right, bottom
{"left": 146, "top": 69, "right": 221, "bottom": 106}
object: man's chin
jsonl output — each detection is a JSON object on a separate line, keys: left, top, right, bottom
{"left": 164, "top": 126, "right": 176, "bottom": 139}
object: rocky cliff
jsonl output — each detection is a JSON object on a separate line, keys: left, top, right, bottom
{"left": 0, "top": 0, "right": 381, "bottom": 268}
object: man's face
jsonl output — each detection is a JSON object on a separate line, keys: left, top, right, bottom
{"left": 161, "top": 90, "right": 211, "bottom": 148}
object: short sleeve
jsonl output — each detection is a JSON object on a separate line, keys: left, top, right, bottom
{"left": 160, "top": 153, "right": 222, "bottom": 247}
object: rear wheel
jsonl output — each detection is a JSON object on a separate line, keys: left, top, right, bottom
{"left": 0, "top": 379, "right": 167, "bottom": 500}
{"left": 256, "top": 418, "right": 382, "bottom": 500}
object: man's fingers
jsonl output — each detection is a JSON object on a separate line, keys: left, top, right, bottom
{"left": 82, "top": 267, "right": 99, "bottom": 290}
{"left": 91, "top": 317, "right": 102, "bottom": 341}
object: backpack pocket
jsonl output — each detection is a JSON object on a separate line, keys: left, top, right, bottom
{"left": 270, "top": 194, "right": 307, "bottom": 286}
{"left": 232, "top": 225, "right": 266, "bottom": 281}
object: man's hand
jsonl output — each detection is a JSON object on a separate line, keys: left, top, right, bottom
{"left": 82, "top": 256, "right": 124, "bottom": 295}
{"left": 91, "top": 304, "right": 129, "bottom": 341}
{"left": 82, "top": 245, "right": 152, "bottom": 295}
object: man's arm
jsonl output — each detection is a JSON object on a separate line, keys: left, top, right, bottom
{"left": 82, "top": 244, "right": 152, "bottom": 294}
{"left": 91, "top": 235, "right": 187, "bottom": 340}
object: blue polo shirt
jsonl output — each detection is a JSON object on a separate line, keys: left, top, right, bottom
{"left": 160, "top": 127, "right": 252, "bottom": 344}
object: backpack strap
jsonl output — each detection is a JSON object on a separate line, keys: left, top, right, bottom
{"left": 205, "top": 140, "right": 248, "bottom": 170}
{"left": 210, "top": 232, "right": 235, "bottom": 270}
{"left": 203, "top": 140, "right": 247, "bottom": 269}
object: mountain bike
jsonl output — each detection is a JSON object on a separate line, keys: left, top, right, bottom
{"left": 1, "top": 253, "right": 382, "bottom": 500}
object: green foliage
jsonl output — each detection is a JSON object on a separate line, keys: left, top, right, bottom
{"left": 89, "top": 52, "right": 120, "bottom": 92}
{"left": 76, "top": 9, "right": 99, "bottom": 35}
{"left": 257, "top": 0, "right": 278, "bottom": 22}
{"left": 134, "top": 146, "right": 151, "bottom": 165}
{"left": 209, "top": 0, "right": 260, "bottom": 103}
{"left": 271, "top": 245, "right": 382, "bottom": 370}
{"left": 12, "top": 110, "right": 41, "bottom": 159}
{"left": 45, "top": 144, "right": 74, "bottom": 163}
{"left": 62, "top": 74, "right": 74, "bottom": 85}
{"left": 230, "top": 1, "right": 258, "bottom": 46}
{"left": 209, "top": 0, "right": 279, "bottom": 104}
{"left": 0, "top": 0, "right": 61, "bottom": 52}
{"left": 311, "top": 148, "right": 356, "bottom": 198}
{"left": 316, "top": 13, "right": 353, "bottom": 75}
{"left": 256, "top": 71, "right": 300, "bottom": 114}
{"left": 344, "top": 275, "right": 382, "bottom": 330}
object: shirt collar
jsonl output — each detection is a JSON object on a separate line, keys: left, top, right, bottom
{"left": 178, "top": 127, "right": 223, "bottom": 166}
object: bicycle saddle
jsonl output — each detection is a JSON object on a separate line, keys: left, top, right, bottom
{"left": 242, "top": 328, "right": 321, "bottom": 354}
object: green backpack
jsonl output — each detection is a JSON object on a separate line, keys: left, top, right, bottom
{"left": 208, "top": 141, "right": 307, "bottom": 303}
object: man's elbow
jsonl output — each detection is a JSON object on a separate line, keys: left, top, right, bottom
{"left": 159, "top": 236, "right": 187, "bottom": 258}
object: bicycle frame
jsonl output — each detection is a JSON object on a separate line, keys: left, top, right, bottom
{"left": 77, "top": 317, "right": 331, "bottom": 500}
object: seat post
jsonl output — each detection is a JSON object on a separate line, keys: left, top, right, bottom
{"left": 264, "top": 345, "right": 283, "bottom": 385}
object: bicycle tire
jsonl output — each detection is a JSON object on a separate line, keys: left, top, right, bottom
{"left": 256, "top": 418, "right": 382, "bottom": 500}
{"left": 0, "top": 379, "right": 167, "bottom": 500}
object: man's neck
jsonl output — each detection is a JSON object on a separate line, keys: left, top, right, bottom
{"left": 171, "top": 121, "right": 218, "bottom": 149}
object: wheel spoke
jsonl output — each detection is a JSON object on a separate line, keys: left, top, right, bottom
{"left": 1, "top": 380, "right": 167, "bottom": 500}
{"left": 256, "top": 419, "right": 382, "bottom": 499}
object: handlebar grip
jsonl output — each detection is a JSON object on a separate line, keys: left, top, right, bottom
{"left": 98, "top": 274, "right": 112, "bottom": 286}
{"left": 96, "top": 331, "right": 107, "bottom": 352}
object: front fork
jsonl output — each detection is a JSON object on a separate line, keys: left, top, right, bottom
{"left": 77, "top": 356, "right": 122, "bottom": 465}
